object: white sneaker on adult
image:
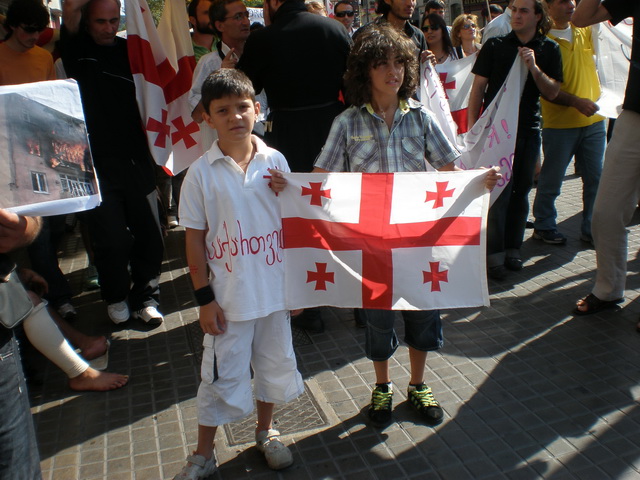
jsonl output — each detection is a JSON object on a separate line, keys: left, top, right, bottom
{"left": 173, "top": 453, "right": 217, "bottom": 480}
{"left": 57, "top": 302, "right": 77, "bottom": 321}
{"left": 168, "top": 215, "right": 179, "bottom": 228}
{"left": 107, "top": 301, "right": 130, "bottom": 324}
{"left": 255, "top": 429, "right": 293, "bottom": 470}
{"left": 133, "top": 306, "right": 164, "bottom": 326}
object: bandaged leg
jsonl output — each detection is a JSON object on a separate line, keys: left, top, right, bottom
{"left": 22, "top": 303, "right": 88, "bottom": 379}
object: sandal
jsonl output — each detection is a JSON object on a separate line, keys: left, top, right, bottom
{"left": 573, "top": 294, "right": 623, "bottom": 316}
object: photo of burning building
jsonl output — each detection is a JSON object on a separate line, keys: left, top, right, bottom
{"left": 0, "top": 92, "right": 98, "bottom": 209}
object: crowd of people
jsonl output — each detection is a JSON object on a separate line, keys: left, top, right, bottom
{"left": 0, "top": 0, "right": 638, "bottom": 478}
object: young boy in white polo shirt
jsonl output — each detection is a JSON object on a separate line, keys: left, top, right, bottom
{"left": 175, "top": 69, "right": 304, "bottom": 480}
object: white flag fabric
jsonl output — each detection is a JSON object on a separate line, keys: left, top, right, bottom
{"left": 459, "top": 56, "right": 527, "bottom": 204}
{"left": 125, "top": 0, "right": 203, "bottom": 174}
{"left": 593, "top": 19, "right": 633, "bottom": 119}
{"left": 281, "top": 171, "right": 490, "bottom": 311}
{"left": 421, "top": 55, "right": 527, "bottom": 205}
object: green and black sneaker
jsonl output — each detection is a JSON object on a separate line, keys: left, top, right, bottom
{"left": 407, "top": 384, "right": 443, "bottom": 425}
{"left": 367, "top": 383, "right": 393, "bottom": 428}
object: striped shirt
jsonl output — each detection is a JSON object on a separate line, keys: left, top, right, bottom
{"left": 314, "top": 98, "right": 460, "bottom": 173}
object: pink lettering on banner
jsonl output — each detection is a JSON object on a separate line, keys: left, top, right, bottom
{"left": 495, "top": 153, "right": 514, "bottom": 187}
{"left": 206, "top": 220, "right": 283, "bottom": 273}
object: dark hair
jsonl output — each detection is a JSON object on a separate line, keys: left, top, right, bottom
{"left": 187, "top": 0, "right": 203, "bottom": 19}
{"left": 334, "top": 0, "right": 354, "bottom": 12}
{"left": 374, "top": 0, "right": 389, "bottom": 17}
{"left": 208, "top": 0, "right": 240, "bottom": 35}
{"left": 201, "top": 69, "right": 256, "bottom": 114}
{"left": 489, "top": 4, "right": 503, "bottom": 14}
{"left": 424, "top": 0, "right": 445, "bottom": 11}
{"left": 344, "top": 24, "right": 418, "bottom": 106}
{"left": 4, "top": 0, "right": 49, "bottom": 39}
{"left": 533, "top": 0, "right": 552, "bottom": 36}
{"left": 421, "top": 13, "right": 454, "bottom": 58}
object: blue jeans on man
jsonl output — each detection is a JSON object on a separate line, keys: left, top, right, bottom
{"left": 534, "top": 120, "right": 605, "bottom": 239}
{"left": 0, "top": 331, "right": 41, "bottom": 479}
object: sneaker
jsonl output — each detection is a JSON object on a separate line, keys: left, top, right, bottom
{"left": 173, "top": 453, "right": 217, "bottom": 480}
{"left": 168, "top": 215, "right": 179, "bottom": 229}
{"left": 107, "top": 301, "right": 130, "bottom": 324}
{"left": 85, "top": 264, "right": 100, "bottom": 291}
{"left": 57, "top": 302, "right": 77, "bottom": 321}
{"left": 504, "top": 257, "right": 523, "bottom": 271}
{"left": 367, "top": 383, "right": 393, "bottom": 428}
{"left": 407, "top": 383, "right": 443, "bottom": 425}
{"left": 133, "top": 306, "right": 164, "bottom": 326}
{"left": 255, "top": 429, "right": 293, "bottom": 470}
{"left": 532, "top": 229, "right": 567, "bottom": 245}
{"left": 580, "top": 233, "right": 594, "bottom": 246}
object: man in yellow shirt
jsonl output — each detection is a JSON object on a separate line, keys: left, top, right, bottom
{"left": 531, "top": 0, "right": 605, "bottom": 245}
{"left": 0, "top": 0, "right": 54, "bottom": 85}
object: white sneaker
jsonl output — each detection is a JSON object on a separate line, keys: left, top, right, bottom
{"left": 57, "top": 302, "right": 77, "bottom": 320}
{"left": 133, "top": 306, "right": 163, "bottom": 326}
{"left": 107, "top": 301, "right": 130, "bottom": 324}
{"left": 255, "top": 429, "right": 293, "bottom": 470}
{"left": 168, "top": 215, "right": 179, "bottom": 228}
{"left": 173, "top": 453, "right": 217, "bottom": 480}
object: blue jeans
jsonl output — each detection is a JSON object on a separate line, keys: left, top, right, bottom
{"left": 360, "top": 309, "right": 443, "bottom": 362}
{"left": 0, "top": 332, "right": 41, "bottom": 479}
{"left": 487, "top": 129, "right": 541, "bottom": 266}
{"left": 534, "top": 121, "right": 605, "bottom": 236}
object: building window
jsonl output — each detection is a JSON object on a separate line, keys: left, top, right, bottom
{"left": 31, "top": 172, "right": 48, "bottom": 194}
{"left": 59, "top": 174, "right": 94, "bottom": 197}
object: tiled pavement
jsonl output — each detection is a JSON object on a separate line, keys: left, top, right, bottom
{"left": 30, "top": 171, "right": 640, "bottom": 480}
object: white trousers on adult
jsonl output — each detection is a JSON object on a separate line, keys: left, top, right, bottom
{"left": 591, "top": 110, "right": 640, "bottom": 302}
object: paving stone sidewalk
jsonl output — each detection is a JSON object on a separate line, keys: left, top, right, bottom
{"left": 31, "top": 172, "right": 640, "bottom": 480}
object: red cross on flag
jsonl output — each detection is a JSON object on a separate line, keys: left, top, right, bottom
{"left": 280, "top": 171, "right": 490, "bottom": 311}
{"left": 125, "top": 0, "right": 203, "bottom": 174}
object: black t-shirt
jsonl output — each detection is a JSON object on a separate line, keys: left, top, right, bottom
{"left": 472, "top": 31, "right": 563, "bottom": 130}
{"left": 237, "top": 1, "right": 351, "bottom": 111}
{"left": 603, "top": 0, "right": 640, "bottom": 114}
{"left": 60, "top": 26, "right": 155, "bottom": 192}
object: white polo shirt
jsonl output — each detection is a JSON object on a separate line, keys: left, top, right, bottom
{"left": 179, "top": 136, "right": 290, "bottom": 321}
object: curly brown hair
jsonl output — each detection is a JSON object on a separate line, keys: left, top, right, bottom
{"left": 344, "top": 24, "right": 419, "bottom": 106}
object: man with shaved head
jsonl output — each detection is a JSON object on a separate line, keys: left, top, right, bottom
{"left": 60, "top": 0, "right": 165, "bottom": 327}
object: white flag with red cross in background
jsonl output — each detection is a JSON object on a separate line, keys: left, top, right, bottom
{"left": 125, "top": 0, "right": 203, "bottom": 175}
{"left": 280, "top": 171, "right": 490, "bottom": 311}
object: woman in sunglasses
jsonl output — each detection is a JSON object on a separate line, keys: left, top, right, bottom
{"left": 451, "top": 14, "right": 481, "bottom": 57}
{"left": 420, "top": 12, "right": 460, "bottom": 64}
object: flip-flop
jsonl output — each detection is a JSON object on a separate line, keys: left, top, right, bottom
{"left": 573, "top": 294, "right": 623, "bottom": 316}
{"left": 76, "top": 340, "right": 110, "bottom": 371}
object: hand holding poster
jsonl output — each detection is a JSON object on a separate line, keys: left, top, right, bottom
{"left": 281, "top": 171, "right": 490, "bottom": 311}
{"left": 0, "top": 80, "right": 101, "bottom": 217}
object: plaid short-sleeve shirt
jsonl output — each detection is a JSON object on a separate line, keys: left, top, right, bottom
{"left": 314, "top": 98, "right": 460, "bottom": 173}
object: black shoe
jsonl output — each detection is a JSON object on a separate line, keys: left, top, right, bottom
{"left": 532, "top": 228, "right": 567, "bottom": 245}
{"left": 407, "top": 384, "right": 443, "bottom": 425}
{"left": 368, "top": 384, "right": 393, "bottom": 428}
{"left": 487, "top": 265, "right": 507, "bottom": 280}
{"left": 291, "top": 308, "right": 324, "bottom": 334}
{"left": 504, "top": 257, "right": 523, "bottom": 271}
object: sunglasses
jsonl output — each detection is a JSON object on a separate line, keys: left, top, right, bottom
{"left": 224, "top": 11, "right": 250, "bottom": 21}
{"left": 421, "top": 24, "right": 441, "bottom": 32}
{"left": 335, "top": 11, "right": 355, "bottom": 17}
{"left": 462, "top": 23, "right": 477, "bottom": 30}
{"left": 19, "top": 24, "right": 45, "bottom": 33}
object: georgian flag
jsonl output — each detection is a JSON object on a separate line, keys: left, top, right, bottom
{"left": 125, "top": 0, "right": 203, "bottom": 174}
{"left": 280, "top": 171, "right": 490, "bottom": 311}
{"left": 434, "top": 54, "right": 477, "bottom": 136}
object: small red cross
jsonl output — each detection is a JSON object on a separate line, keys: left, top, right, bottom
{"left": 423, "top": 261, "right": 448, "bottom": 292}
{"left": 301, "top": 182, "right": 331, "bottom": 206}
{"left": 438, "top": 72, "right": 456, "bottom": 100}
{"left": 171, "top": 116, "right": 199, "bottom": 149}
{"left": 146, "top": 109, "right": 170, "bottom": 148}
{"left": 425, "top": 181, "right": 455, "bottom": 208}
{"left": 307, "top": 262, "right": 334, "bottom": 291}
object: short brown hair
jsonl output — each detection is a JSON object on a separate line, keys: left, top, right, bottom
{"left": 344, "top": 24, "right": 418, "bottom": 106}
{"left": 201, "top": 69, "right": 256, "bottom": 114}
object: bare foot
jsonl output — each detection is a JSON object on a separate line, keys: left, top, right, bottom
{"left": 68, "top": 368, "right": 129, "bottom": 391}
{"left": 78, "top": 336, "right": 109, "bottom": 360}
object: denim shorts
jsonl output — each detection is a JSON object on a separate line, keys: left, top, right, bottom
{"left": 360, "top": 309, "right": 443, "bottom": 361}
